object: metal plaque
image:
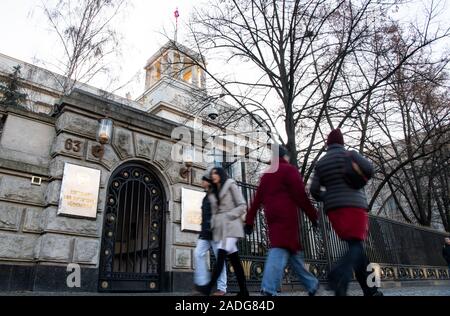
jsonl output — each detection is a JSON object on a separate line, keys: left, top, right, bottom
{"left": 57, "top": 163, "right": 101, "bottom": 219}
{"left": 181, "top": 187, "right": 205, "bottom": 232}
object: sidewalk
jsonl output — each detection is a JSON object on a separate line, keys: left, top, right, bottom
{"left": 1, "top": 285, "right": 449, "bottom": 296}
{"left": 283, "top": 285, "right": 450, "bottom": 296}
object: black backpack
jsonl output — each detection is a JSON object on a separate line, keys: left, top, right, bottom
{"left": 343, "top": 151, "right": 370, "bottom": 190}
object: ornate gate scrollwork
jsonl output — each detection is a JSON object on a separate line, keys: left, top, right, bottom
{"left": 99, "top": 163, "right": 165, "bottom": 292}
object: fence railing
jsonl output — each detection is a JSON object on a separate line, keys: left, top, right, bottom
{"left": 220, "top": 181, "right": 450, "bottom": 291}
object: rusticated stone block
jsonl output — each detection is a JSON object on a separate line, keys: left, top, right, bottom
{"left": 73, "top": 238, "right": 100, "bottom": 264}
{"left": 112, "top": 127, "right": 134, "bottom": 159}
{"left": 191, "top": 167, "right": 206, "bottom": 187}
{"left": 165, "top": 162, "right": 189, "bottom": 185}
{"left": 0, "top": 175, "right": 47, "bottom": 205}
{"left": 86, "top": 142, "right": 120, "bottom": 171}
{"left": 42, "top": 207, "right": 98, "bottom": 236}
{"left": 173, "top": 224, "right": 198, "bottom": 247}
{"left": 134, "top": 133, "right": 157, "bottom": 160}
{"left": 172, "top": 202, "right": 181, "bottom": 222}
{"left": 55, "top": 112, "right": 97, "bottom": 138}
{"left": 0, "top": 232, "right": 38, "bottom": 260}
{"left": 0, "top": 202, "right": 22, "bottom": 231}
{"left": 173, "top": 247, "right": 192, "bottom": 269}
{"left": 50, "top": 133, "right": 85, "bottom": 158}
{"left": 23, "top": 207, "right": 45, "bottom": 233}
{"left": 153, "top": 140, "right": 174, "bottom": 170}
{"left": 1, "top": 114, "right": 55, "bottom": 158}
{"left": 38, "top": 233, "right": 74, "bottom": 262}
{"left": 44, "top": 180, "right": 62, "bottom": 206}
{"left": 172, "top": 184, "right": 183, "bottom": 202}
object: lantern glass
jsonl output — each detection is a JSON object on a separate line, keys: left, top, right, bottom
{"left": 97, "top": 118, "right": 113, "bottom": 144}
{"left": 183, "top": 146, "right": 194, "bottom": 164}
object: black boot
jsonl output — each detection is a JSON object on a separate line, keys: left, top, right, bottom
{"left": 228, "top": 252, "right": 249, "bottom": 297}
{"left": 328, "top": 269, "right": 348, "bottom": 296}
{"left": 201, "top": 249, "right": 227, "bottom": 296}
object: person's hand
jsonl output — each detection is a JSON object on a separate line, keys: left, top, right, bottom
{"left": 244, "top": 224, "right": 253, "bottom": 235}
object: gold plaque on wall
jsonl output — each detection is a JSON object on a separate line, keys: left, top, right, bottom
{"left": 181, "top": 187, "right": 205, "bottom": 232}
{"left": 57, "top": 163, "right": 101, "bottom": 219}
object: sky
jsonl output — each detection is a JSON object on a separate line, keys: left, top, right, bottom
{"left": 0, "top": 0, "right": 205, "bottom": 97}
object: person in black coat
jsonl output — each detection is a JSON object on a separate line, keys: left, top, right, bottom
{"left": 311, "top": 129, "right": 382, "bottom": 296}
{"left": 193, "top": 174, "right": 227, "bottom": 296}
{"left": 443, "top": 237, "right": 450, "bottom": 270}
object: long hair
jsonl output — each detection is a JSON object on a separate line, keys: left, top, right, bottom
{"left": 210, "top": 167, "right": 229, "bottom": 205}
{"left": 202, "top": 175, "right": 212, "bottom": 193}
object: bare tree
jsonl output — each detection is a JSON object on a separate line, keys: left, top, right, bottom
{"left": 171, "top": 0, "right": 449, "bottom": 176}
{"left": 431, "top": 142, "right": 450, "bottom": 231}
{"left": 365, "top": 44, "right": 450, "bottom": 227}
{"left": 38, "top": 0, "right": 127, "bottom": 97}
{"left": 165, "top": 0, "right": 450, "bottom": 230}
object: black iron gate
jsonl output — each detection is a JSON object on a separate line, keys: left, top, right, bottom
{"left": 99, "top": 163, "right": 165, "bottom": 292}
{"left": 221, "top": 181, "right": 450, "bottom": 292}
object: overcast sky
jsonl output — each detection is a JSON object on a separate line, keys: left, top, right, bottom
{"left": 0, "top": 0, "right": 205, "bottom": 97}
{"left": 0, "top": 0, "right": 448, "bottom": 101}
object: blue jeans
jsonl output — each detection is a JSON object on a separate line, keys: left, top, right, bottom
{"left": 194, "top": 238, "right": 227, "bottom": 292}
{"left": 261, "top": 248, "right": 318, "bottom": 296}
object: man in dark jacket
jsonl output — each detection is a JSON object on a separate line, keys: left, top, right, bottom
{"left": 193, "top": 175, "right": 227, "bottom": 296}
{"left": 311, "top": 128, "right": 382, "bottom": 296}
{"left": 245, "top": 146, "right": 320, "bottom": 296}
{"left": 443, "top": 237, "right": 450, "bottom": 270}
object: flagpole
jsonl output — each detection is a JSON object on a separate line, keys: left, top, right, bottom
{"left": 174, "top": 7, "right": 179, "bottom": 42}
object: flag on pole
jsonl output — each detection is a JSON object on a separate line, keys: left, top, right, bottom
{"left": 174, "top": 7, "right": 179, "bottom": 42}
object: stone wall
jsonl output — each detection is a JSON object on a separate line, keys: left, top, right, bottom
{"left": 0, "top": 108, "right": 53, "bottom": 269}
{"left": 0, "top": 91, "right": 207, "bottom": 291}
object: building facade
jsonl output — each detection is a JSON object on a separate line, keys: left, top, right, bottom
{"left": 0, "top": 88, "right": 215, "bottom": 292}
{"left": 0, "top": 42, "right": 267, "bottom": 292}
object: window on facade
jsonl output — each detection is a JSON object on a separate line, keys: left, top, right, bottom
{"left": 240, "top": 161, "right": 246, "bottom": 183}
{"left": 172, "top": 53, "right": 181, "bottom": 78}
{"left": 197, "top": 67, "right": 203, "bottom": 87}
{"left": 183, "top": 69, "right": 192, "bottom": 83}
{"left": 155, "top": 61, "right": 161, "bottom": 81}
{"left": 223, "top": 162, "right": 234, "bottom": 178}
{"left": 211, "top": 149, "right": 234, "bottom": 178}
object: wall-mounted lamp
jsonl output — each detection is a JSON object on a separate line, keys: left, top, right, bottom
{"left": 92, "top": 118, "right": 113, "bottom": 160}
{"left": 179, "top": 145, "right": 194, "bottom": 179}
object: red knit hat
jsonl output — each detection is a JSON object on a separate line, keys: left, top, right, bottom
{"left": 327, "top": 128, "right": 344, "bottom": 146}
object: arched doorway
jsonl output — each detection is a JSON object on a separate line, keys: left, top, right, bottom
{"left": 98, "top": 162, "right": 166, "bottom": 292}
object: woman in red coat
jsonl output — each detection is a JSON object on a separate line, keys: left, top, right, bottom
{"left": 245, "top": 146, "right": 319, "bottom": 296}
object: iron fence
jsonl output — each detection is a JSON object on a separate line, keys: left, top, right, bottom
{"left": 218, "top": 181, "right": 450, "bottom": 291}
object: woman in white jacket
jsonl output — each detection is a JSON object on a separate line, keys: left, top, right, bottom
{"left": 198, "top": 167, "right": 249, "bottom": 296}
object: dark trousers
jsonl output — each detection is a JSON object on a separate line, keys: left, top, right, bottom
{"left": 329, "top": 240, "right": 378, "bottom": 296}
{"left": 209, "top": 250, "right": 248, "bottom": 296}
